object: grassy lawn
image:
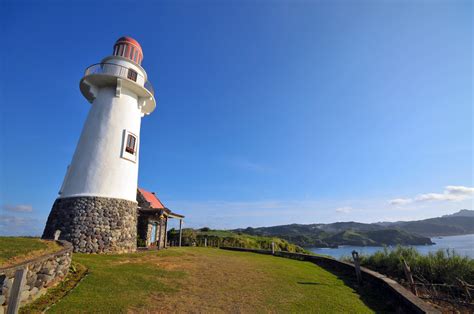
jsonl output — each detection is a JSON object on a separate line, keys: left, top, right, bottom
{"left": 49, "top": 247, "right": 390, "bottom": 313}
{"left": 0, "top": 237, "right": 61, "bottom": 268}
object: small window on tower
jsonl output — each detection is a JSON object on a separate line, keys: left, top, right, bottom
{"left": 126, "top": 134, "right": 136, "bottom": 154}
{"left": 127, "top": 69, "right": 138, "bottom": 82}
{"left": 121, "top": 130, "right": 138, "bottom": 162}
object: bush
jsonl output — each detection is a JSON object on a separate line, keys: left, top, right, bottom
{"left": 137, "top": 238, "right": 146, "bottom": 247}
{"left": 343, "top": 246, "right": 474, "bottom": 285}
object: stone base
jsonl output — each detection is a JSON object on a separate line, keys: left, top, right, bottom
{"left": 42, "top": 196, "right": 137, "bottom": 253}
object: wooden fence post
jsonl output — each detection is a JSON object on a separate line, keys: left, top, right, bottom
{"left": 178, "top": 219, "right": 183, "bottom": 247}
{"left": 456, "top": 278, "right": 472, "bottom": 302}
{"left": 402, "top": 259, "right": 417, "bottom": 296}
{"left": 351, "top": 250, "right": 362, "bottom": 285}
{"left": 54, "top": 230, "right": 61, "bottom": 241}
{"left": 6, "top": 268, "right": 27, "bottom": 314}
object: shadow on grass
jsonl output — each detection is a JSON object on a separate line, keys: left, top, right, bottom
{"left": 297, "top": 281, "right": 329, "bottom": 286}
{"left": 330, "top": 269, "right": 396, "bottom": 313}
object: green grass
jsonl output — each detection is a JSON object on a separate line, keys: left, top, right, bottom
{"left": 0, "top": 237, "right": 60, "bottom": 267}
{"left": 48, "top": 247, "right": 390, "bottom": 313}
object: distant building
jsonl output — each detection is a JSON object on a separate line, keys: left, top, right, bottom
{"left": 137, "top": 188, "right": 184, "bottom": 249}
{"left": 42, "top": 37, "right": 183, "bottom": 253}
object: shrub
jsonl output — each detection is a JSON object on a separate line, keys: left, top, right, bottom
{"left": 343, "top": 246, "right": 474, "bottom": 285}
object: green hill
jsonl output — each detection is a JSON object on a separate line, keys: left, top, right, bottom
{"left": 167, "top": 228, "right": 308, "bottom": 253}
{"left": 391, "top": 216, "right": 474, "bottom": 237}
{"left": 232, "top": 210, "right": 474, "bottom": 247}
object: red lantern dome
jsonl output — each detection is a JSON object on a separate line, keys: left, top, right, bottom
{"left": 113, "top": 36, "right": 144, "bottom": 65}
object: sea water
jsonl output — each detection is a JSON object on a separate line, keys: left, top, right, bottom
{"left": 308, "top": 234, "right": 474, "bottom": 259}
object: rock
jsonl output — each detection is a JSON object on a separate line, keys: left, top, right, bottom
{"left": 20, "top": 290, "right": 29, "bottom": 302}
{"left": 0, "top": 295, "right": 5, "bottom": 305}
{"left": 39, "top": 267, "right": 55, "bottom": 276}
{"left": 20, "top": 284, "right": 30, "bottom": 292}
{"left": 29, "top": 287, "right": 38, "bottom": 297}
{"left": 37, "top": 274, "right": 53, "bottom": 283}
{"left": 34, "top": 280, "right": 44, "bottom": 288}
{"left": 5, "top": 279, "right": 13, "bottom": 289}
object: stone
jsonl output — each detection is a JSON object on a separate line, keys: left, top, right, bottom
{"left": 29, "top": 287, "right": 38, "bottom": 296}
{"left": 20, "top": 290, "right": 29, "bottom": 302}
{"left": 0, "top": 295, "right": 5, "bottom": 305}
{"left": 37, "top": 274, "right": 53, "bottom": 283}
{"left": 20, "top": 284, "right": 30, "bottom": 292}
{"left": 5, "top": 278, "right": 13, "bottom": 289}
{"left": 34, "top": 280, "right": 44, "bottom": 288}
{"left": 42, "top": 196, "right": 137, "bottom": 253}
{"left": 39, "top": 267, "right": 55, "bottom": 276}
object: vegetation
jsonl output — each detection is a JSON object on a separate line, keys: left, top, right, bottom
{"left": 47, "top": 247, "right": 390, "bottom": 312}
{"left": 0, "top": 237, "right": 61, "bottom": 268}
{"left": 20, "top": 262, "right": 88, "bottom": 314}
{"left": 342, "top": 246, "right": 474, "bottom": 285}
{"left": 167, "top": 228, "right": 309, "bottom": 253}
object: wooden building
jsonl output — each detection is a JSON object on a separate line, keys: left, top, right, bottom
{"left": 137, "top": 188, "right": 184, "bottom": 249}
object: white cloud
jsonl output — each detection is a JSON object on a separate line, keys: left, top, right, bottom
{"left": 335, "top": 206, "right": 352, "bottom": 214}
{"left": 0, "top": 215, "right": 43, "bottom": 236}
{"left": 389, "top": 198, "right": 412, "bottom": 206}
{"left": 389, "top": 185, "right": 474, "bottom": 206}
{"left": 2, "top": 204, "right": 33, "bottom": 212}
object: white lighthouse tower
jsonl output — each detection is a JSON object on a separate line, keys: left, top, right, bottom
{"left": 43, "top": 37, "right": 156, "bottom": 253}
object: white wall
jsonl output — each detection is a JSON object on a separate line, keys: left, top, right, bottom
{"left": 60, "top": 86, "right": 142, "bottom": 202}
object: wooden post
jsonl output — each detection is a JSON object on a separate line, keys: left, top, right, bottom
{"left": 163, "top": 218, "right": 168, "bottom": 248}
{"left": 456, "top": 278, "right": 472, "bottom": 301}
{"left": 271, "top": 242, "right": 275, "bottom": 255}
{"left": 178, "top": 219, "right": 183, "bottom": 247}
{"left": 7, "top": 268, "right": 27, "bottom": 314}
{"left": 204, "top": 237, "right": 207, "bottom": 247}
{"left": 157, "top": 220, "right": 162, "bottom": 249}
{"left": 403, "top": 259, "right": 417, "bottom": 296}
{"left": 352, "top": 250, "right": 362, "bottom": 285}
{"left": 54, "top": 230, "right": 61, "bottom": 241}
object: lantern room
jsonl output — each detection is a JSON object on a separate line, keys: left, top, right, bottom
{"left": 113, "top": 36, "right": 144, "bottom": 65}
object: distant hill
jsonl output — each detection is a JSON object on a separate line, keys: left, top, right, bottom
{"left": 167, "top": 228, "right": 308, "bottom": 253}
{"left": 234, "top": 209, "right": 473, "bottom": 248}
{"left": 443, "top": 209, "right": 474, "bottom": 217}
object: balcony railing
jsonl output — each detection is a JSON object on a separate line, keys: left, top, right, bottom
{"left": 84, "top": 63, "right": 154, "bottom": 96}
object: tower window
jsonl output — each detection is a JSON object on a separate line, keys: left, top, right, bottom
{"left": 127, "top": 69, "right": 138, "bottom": 82}
{"left": 126, "top": 134, "right": 136, "bottom": 154}
{"left": 121, "top": 130, "right": 138, "bottom": 162}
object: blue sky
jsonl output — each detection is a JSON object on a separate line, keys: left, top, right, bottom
{"left": 1, "top": 0, "right": 472, "bottom": 235}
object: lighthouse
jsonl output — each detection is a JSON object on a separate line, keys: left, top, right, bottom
{"left": 42, "top": 37, "right": 156, "bottom": 253}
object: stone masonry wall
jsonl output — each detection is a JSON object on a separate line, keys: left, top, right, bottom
{"left": 0, "top": 240, "right": 73, "bottom": 313}
{"left": 42, "top": 196, "right": 137, "bottom": 253}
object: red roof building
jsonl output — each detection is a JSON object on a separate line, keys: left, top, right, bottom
{"left": 136, "top": 188, "right": 184, "bottom": 250}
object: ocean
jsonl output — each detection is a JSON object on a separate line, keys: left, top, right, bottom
{"left": 308, "top": 234, "right": 474, "bottom": 259}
